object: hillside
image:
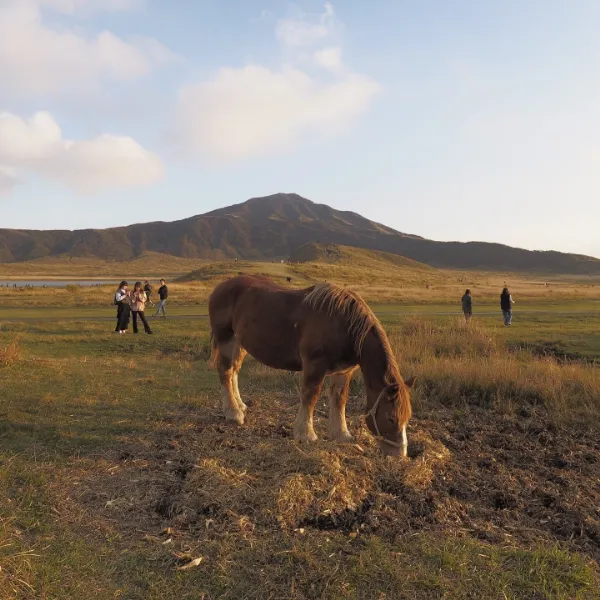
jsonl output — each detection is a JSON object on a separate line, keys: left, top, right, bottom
{"left": 290, "top": 242, "right": 433, "bottom": 270}
{"left": 178, "top": 244, "right": 442, "bottom": 288}
{"left": 1, "top": 193, "right": 599, "bottom": 274}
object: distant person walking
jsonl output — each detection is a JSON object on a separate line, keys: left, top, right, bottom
{"left": 143, "top": 280, "right": 154, "bottom": 307}
{"left": 461, "top": 289, "right": 472, "bottom": 322}
{"left": 130, "top": 282, "right": 153, "bottom": 334}
{"left": 114, "top": 281, "right": 131, "bottom": 334}
{"left": 500, "top": 287, "right": 515, "bottom": 326}
{"left": 154, "top": 279, "right": 168, "bottom": 318}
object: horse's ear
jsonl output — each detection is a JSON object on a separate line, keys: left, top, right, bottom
{"left": 404, "top": 376, "right": 417, "bottom": 389}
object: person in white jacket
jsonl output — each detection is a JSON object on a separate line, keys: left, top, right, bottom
{"left": 130, "top": 281, "right": 154, "bottom": 334}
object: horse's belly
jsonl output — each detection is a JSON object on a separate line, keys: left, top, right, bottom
{"left": 242, "top": 338, "right": 303, "bottom": 371}
{"left": 248, "top": 349, "right": 303, "bottom": 372}
{"left": 238, "top": 324, "right": 303, "bottom": 371}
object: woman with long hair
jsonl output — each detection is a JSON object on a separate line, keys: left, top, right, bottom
{"left": 130, "top": 281, "right": 153, "bottom": 334}
{"left": 500, "top": 287, "right": 515, "bottom": 326}
{"left": 114, "top": 281, "right": 131, "bottom": 334}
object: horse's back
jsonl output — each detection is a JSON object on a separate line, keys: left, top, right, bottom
{"left": 208, "top": 275, "right": 311, "bottom": 327}
{"left": 209, "top": 275, "right": 309, "bottom": 370}
{"left": 208, "top": 275, "right": 362, "bottom": 373}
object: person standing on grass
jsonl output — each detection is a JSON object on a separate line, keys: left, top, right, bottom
{"left": 114, "top": 281, "right": 131, "bottom": 334}
{"left": 500, "top": 287, "right": 515, "bottom": 326}
{"left": 130, "top": 282, "right": 153, "bottom": 334}
{"left": 154, "top": 279, "right": 168, "bottom": 318}
{"left": 461, "top": 289, "right": 472, "bottom": 322}
{"left": 143, "top": 280, "right": 154, "bottom": 307}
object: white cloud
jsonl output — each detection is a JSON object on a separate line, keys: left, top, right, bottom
{"left": 174, "top": 3, "right": 380, "bottom": 162}
{"left": 176, "top": 65, "right": 380, "bottom": 161}
{"left": 0, "top": 0, "right": 175, "bottom": 96}
{"left": 38, "top": 0, "right": 141, "bottom": 14}
{"left": 314, "top": 46, "right": 343, "bottom": 71}
{"left": 0, "top": 165, "right": 19, "bottom": 195}
{"left": 276, "top": 2, "right": 336, "bottom": 47}
{"left": 0, "top": 111, "right": 164, "bottom": 193}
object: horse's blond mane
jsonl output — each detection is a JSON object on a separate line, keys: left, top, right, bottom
{"left": 303, "top": 283, "right": 400, "bottom": 385}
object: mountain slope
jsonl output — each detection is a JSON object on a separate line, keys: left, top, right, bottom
{"left": 1, "top": 193, "right": 599, "bottom": 274}
{"left": 290, "top": 243, "right": 433, "bottom": 271}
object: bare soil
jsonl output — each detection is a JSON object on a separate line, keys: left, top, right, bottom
{"left": 66, "top": 393, "right": 600, "bottom": 567}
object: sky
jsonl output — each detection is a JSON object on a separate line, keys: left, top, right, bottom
{"left": 1, "top": 0, "right": 599, "bottom": 258}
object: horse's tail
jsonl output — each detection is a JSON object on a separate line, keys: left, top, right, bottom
{"left": 209, "top": 331, "right": 219, "bottom": 369}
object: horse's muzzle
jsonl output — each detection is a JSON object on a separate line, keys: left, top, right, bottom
{"left": 377, "top": 439, "right": 407, "bottom": 458}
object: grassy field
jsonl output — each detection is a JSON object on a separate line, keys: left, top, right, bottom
{"left": 0, "top": 253, "right": 599, "bottom": 598}
{"left": 1, "top": 313, "right": 599, "bottom": 598}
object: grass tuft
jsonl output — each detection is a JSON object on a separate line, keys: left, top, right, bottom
{"left": 0, "top": 337, "right": 21, "bottom": 367}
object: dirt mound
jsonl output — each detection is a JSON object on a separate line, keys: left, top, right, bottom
{"left": 74, "top": 394, "right": 600, "bottom": 565}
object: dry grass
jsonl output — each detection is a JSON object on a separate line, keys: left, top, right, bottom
{"left": 0, "top": 251, "right": 213, "bottom": 278}
{"left": 2, "top": 248, "right": 600, "bottom": 308}
{"left": 0, "top": 337, "right": 21, "bottom": 367}
{"left": 387, "top": 318, "right": 600, "bottom": 424}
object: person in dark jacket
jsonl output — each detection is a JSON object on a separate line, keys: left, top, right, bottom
{"left": 143, "top": 280, "right": 154, "bottom": 307}
{"left": 114, "top": 281, "right": 131, "bottom": 333}
{"left": 154, "top": 279, "right": 168, "bottom": 318}
{"left": 461, "top": 289, "right": 472, "bottom": 322}
{"left": 500, "top": 287, "right": 515, "bottom": 326}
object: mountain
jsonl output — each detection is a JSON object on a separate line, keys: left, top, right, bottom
{"left": 1, "top": 193, "right": 599, "bottom": 274}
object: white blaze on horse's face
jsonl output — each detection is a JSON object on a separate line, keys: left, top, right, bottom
{"left": 367, "top": 378, "right": 416, "bottom": 458}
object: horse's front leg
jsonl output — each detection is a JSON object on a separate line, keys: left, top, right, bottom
{"left": 328, "top": 371, "right": 355, "bottom": 443}
{"left": 293, "top": 370, "right": 324, "bottom": 443}
{"left": 231, "top": 345, "right": 248, "bottom": 414}
{"left": 216, "top": 341, "right": 245, "bottom": 425}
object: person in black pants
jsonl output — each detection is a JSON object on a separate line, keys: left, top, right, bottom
{"left": 154, "top": 279, "right": 168, "bottom": 318}
{"left": 461, "top": 289, "right": 472, "bottom": 322}
{"left": 500, "top": 287, "right": 515, "bottom": 326}
{"left": 143, "top": 280, "right": 154, "bottom": 307}
{"left": 130, "top": 281, "right": 153, "bottom": 334}
{"left": 114, "top": 281, "right": 131, "bottom": 333}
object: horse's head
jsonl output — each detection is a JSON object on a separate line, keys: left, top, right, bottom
{"left": 366, "top": 376, "right": 416, "bottom": 457}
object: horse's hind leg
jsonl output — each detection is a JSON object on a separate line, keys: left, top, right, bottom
{"left": 232, "top": 345, "right": 248, "bottom": 413}
{"left": 328, "top": 369, "right": 356, "bottom": 443}
{"left": 293, "top": 369, "right": 325, "bottom": 443}
{"left": 215, "top": 339, "right": 245, "bottom": 426}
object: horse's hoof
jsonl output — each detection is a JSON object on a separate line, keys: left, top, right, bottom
{"left": 225, "top": 411, "right": 245, "bottom": 426}
{"left": 329, "top": 431, "right": 354, "bottom": 443}
{"left": 294, "top": 431, "right": 318, "bottom": 443}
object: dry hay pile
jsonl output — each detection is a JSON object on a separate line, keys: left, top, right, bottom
{"left": 65, "top": 398, "right": 600, "bottom": 588}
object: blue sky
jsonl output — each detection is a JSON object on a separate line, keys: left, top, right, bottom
{"left": 1, "top": 0, "right": 599, "bottom": 258}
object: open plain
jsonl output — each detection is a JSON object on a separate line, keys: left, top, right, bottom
{"left": 1, "top": 250, "right": 599, "bottom": 599}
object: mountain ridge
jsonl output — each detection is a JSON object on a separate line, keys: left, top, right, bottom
{"left": 1, "top": 193, "right": 598, "bottom": 274}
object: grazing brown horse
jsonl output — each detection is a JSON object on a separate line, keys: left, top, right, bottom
{"left": 208, "top": 275, "right": 416, "bottom": 457}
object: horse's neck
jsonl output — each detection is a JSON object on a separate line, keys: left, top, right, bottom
{"left": 358, "top": 329, "right": 397, "bottom": 410}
